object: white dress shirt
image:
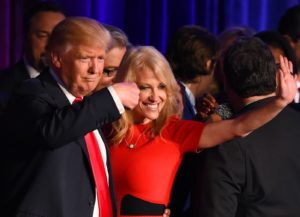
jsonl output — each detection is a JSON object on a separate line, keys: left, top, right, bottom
{"left": 181, "top": 82, "right": 197, "bottom": 115}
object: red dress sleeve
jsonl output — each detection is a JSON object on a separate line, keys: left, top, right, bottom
{"left": 162, "top": 116, "right": 205, "bottom": 153}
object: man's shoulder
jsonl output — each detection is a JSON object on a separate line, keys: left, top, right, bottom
{"left": 224, "top": 106, "right": 300, "bottom": 155}
{"left": 14, "top": 71, "right": 57, "bottom": 97}
{"left": 0, "top": 60, "right": 30, "bottom": 89}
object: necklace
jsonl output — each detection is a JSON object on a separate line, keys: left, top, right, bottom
{"left": 125, "top": 128, "right": 148, "bottom": 149}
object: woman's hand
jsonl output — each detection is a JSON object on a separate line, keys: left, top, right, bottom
{"left": 196, "top": 93, "right": 220, "bottom": 122}
{"left": 276, "top": 55, "right": 297, "bottom": 107}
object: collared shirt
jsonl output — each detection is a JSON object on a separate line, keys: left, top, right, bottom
{"left": 181, "top": 82, "right": 197, "bottom": 115}
{"left": 49, "top": 69, "right": 124, "bottom": 217}
{"left": 23, "top": 56, "right": 40, "bottom": 78}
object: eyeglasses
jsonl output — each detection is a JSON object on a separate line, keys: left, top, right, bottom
{"left": 103, "top": 67, "right": 118, "bottom": 77}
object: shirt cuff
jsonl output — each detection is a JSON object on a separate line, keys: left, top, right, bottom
{"left": 107, "top": 86, "right": 125, "bottom": 114}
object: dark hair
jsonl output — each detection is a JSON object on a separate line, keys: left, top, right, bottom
{"left": 278, "top": 4, "right": 300, "bottom": 42}
{"left": 165, "top": 25, "right": 219, "bottom": 82}
{"left": 255, "top": 30, "right": 298, "bottom": 74}
{"left": 23, "top": 1, "right": 67, "bottom": 35}
{"left": 223, "top": 37, "right": 277, "bottom": 98}
{"left": 213, "top": 26, "right": 256, "bottom": 100}
{"left": 218, "top": 26, "right": 256, "bottom": 51}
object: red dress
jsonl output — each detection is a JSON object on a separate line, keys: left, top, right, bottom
{"left": 110, "top": 116, "right": 205, "bottom": 217}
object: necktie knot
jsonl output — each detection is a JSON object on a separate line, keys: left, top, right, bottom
{"left": 72, "top": 97, "right": 83, "bottom": 104}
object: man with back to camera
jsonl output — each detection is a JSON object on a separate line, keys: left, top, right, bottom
{"left": 0, "top": 17, "right": 140, "bottom": 217}
{"left": 193, "top": 37, "right": 300, "bottom": 217}
{"left": 0, "top": 1, "right": 66, "bottom": 113}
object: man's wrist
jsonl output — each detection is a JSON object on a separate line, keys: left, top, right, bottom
{"left": 107, "top": 86, "right": 125, "bottom": 114}
{"left": 274, "top": 96, "right": 288, "bottom": 109}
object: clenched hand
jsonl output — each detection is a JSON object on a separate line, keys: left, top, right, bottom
{"left": 112, "top": 82, "right": 140, "bottom": 109}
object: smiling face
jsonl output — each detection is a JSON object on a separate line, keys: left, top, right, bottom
{"left": 52, "top": 44, "right": 105, "bottom": 97}
{"left": 133, "top": 67, "right": 167, "bottom": 124}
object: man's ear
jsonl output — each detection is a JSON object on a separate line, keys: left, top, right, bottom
{"left": 206, "top": 59, "right": 214, "bottom": 73}
{"left": 51, "top": 52, "right": 62, "bottom": 69}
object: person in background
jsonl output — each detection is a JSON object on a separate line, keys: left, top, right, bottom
{"left": 166, "top": 25, "right": 218, "bottom": 120}
{"left": 96, "top": 24, "right": 131, "bottom": 90}
{"left": 196, "top": 26, "right": 257, "bottom": 123}
{"left": 193, "top": 37, "right": 300, "bottom": 217}
{"left": 213, "top": 26, "right": 256, "bottom": 104}
{"left": 200, "top": 30, "right": 298, "bottom": 122}
{"left": 108, "top": 45, "right": 296, "bottom": 217}
{"left": 0, "top": 1, "right": 66, "bottom": 113}
{"left": 218, "top": 26, "right": 256, "bottom": 54}
{"left": 278, "top": 5, "right": 300, "bottom": 110}
{"left": 0, "top": 17, "right": 140, "bottom": 217}
{"left": 255, "top": 30, "right": 297, "bottom": 74}
{"left": 165, "top": 25, "right": 219, "bottom": 217}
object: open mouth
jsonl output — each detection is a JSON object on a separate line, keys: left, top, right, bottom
{"left": 144, "top": 103, "right": 159, "bottom": 110}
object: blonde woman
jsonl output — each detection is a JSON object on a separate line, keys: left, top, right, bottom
{"left": 109, "top": 46, "right": 296, "bottom": 217}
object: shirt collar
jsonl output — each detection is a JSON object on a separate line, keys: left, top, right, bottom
{"left": 180, "top": 81, "right": 196, "bottom": 107}
{"left": 23, "top": 56, "right": 40, "bottom": 78}
{"left": 49, "top": 68, "right": 76, "bottom": 104}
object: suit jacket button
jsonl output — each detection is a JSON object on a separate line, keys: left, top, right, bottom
{"left": 89, "top": 200, "right": 94, "bottom": 207}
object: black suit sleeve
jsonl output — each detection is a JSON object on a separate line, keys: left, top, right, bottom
{"left": 193, "top": 139, "right": 245, "bottom": 217}
{"left": 1, "top": 80, "right": 121, "bottom": 149}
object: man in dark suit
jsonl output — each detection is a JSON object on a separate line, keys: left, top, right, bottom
{"left": 193, "top": 37, "right": 300, "bottom": 217}
{"left": 0, "top": 1, "right": 66, "bottom": 113}
{"left": 0, "top": 17, "right": 140, "bottom": 217}
{"left": 165, "top": 25, "right": 219, "bottom": 217}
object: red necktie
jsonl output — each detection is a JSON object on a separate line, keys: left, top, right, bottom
{"left": 73, "top": 97, "right": 113, "bottom": 217}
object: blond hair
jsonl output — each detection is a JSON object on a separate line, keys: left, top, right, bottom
{"left": 110, "top": 46, "right": 179, "bottom": 144}
{"left": 46, "top": 17, "right": 111, "bottom": 55}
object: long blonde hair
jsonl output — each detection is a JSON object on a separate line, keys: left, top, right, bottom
{"left": 110, "top": 46, "right": 180, "bottom": 144}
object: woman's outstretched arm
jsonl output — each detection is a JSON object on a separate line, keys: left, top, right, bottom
{"left": 199, "top": 56, "right": 297, "bottom": 149}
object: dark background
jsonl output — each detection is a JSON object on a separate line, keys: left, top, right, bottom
{"left": 1, "top": 0, "right": 300, "bottom": 70}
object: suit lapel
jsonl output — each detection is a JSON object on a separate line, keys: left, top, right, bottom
{"left": 39, "top": 69, "right": 70, "bottom": 107}
{"left": 38, "top": 70, "right": 91, "bottom": 159}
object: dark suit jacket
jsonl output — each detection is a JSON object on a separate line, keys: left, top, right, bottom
{"left": 168, "top": 82, "right": 198, "bottom": 217}
{"left": 289, "top": 101, "right": 300, "bottom": 111}
{"left": 178, "top": 82, "right": 197, "bottom": 120}
{"left": 193, "top": 98, "right": 300, "bottom": 217}
{"left": 0, "top": 59, "right": 31, "bottom": 114}
{"left": 0, "top": 70, "right": 120, "bottom": 217}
